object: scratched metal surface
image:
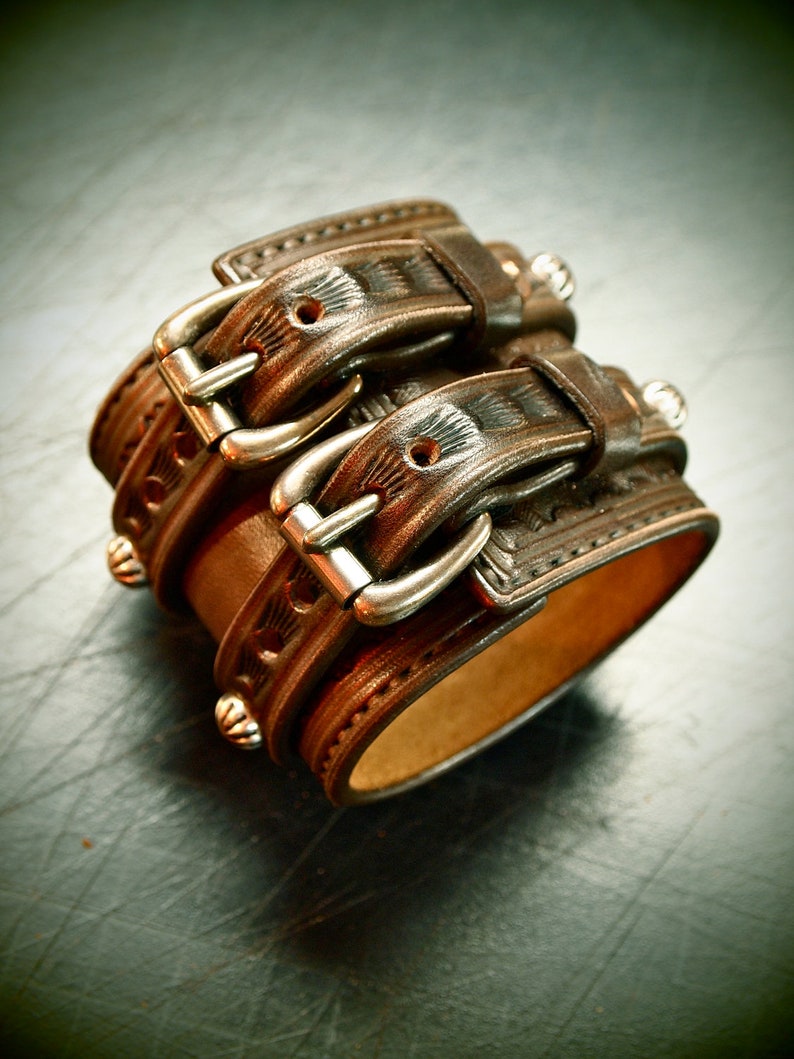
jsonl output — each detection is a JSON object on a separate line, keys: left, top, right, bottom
{"left": 1, "top": 1, "right": 792, "bottom": 1056}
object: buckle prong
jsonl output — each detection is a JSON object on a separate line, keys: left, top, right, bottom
{"left": 302, "top": 492, "right": 383, "bottom": 554}
{"left": 182, "top": 351, "right": 260, "bottom": 406}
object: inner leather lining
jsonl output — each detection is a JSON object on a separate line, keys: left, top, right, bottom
{"left": 348, "top": 531, "right": 708, "bottom": 795}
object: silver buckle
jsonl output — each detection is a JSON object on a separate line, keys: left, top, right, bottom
{"left": 270, "top": 421, "right": 492, "bottom": 626}
{"left": 153, "top": 279, "right": 363, "bottom": 469}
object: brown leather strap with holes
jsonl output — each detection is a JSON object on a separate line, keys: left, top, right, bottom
{"left": 90, "top": 201, "right": 718, "bottom": 805}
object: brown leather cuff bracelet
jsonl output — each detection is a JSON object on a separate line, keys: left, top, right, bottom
{"left": 90, "top": 200, "right": 718, "bottom": 805}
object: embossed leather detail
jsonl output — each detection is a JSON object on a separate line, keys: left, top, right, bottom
{"left": 204, "top": 240, "right": 472, "bottom": 424}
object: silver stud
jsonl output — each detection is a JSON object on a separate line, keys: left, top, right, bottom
{"left": 642, "top": 380, "right": 688, "bottom": 430}
{"left": 106, "top": 535, "right": 148, "bottom": 586}
{"left": 527, "top": 253, "right": 575, "bottom": 301}
{"left": 215, "top": 693, "right": 262, "bottom": 750}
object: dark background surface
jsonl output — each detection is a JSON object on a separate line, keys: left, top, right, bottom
{"left": 1, "top": 1, "right": 792, "bottom": 1056}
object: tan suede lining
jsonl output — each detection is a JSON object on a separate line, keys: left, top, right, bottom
{"left": 349, "top": 531, "right": 706, "bottom": 793}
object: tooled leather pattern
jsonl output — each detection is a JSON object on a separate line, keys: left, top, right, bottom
{"left": 212, "top": 543, "right": 353, "bottom": 762}
{"left": 470, "top": 453, "right": 706, "bottom": 610}
{"left": 111, "top": 404, "right": 199, "bottom": 550}
{"left": 203, "top": 240, "right": 472, "bottom": 425}
{"left": 316, "top": 364, "right": 594, "bottom": 576}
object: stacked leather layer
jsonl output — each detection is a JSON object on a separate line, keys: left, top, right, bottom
{"left": 90, "top": 200, "right": 718, "bottom": 805}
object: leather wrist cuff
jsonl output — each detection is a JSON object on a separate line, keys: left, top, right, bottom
{"left": 90, "top": 200, "right": 718, "bottom": 805}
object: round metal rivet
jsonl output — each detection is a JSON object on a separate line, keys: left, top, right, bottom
{"left": 215, "top": 693, "right": 263, "bottom": 750}
{"left": 527, "top": 252, "right": 576, "bottom": 301}
{"left": 106, "top": 536, "right": 148, "bottom": 587}
{"left": 642, "top": 380, "right": 688, "bottom": 430}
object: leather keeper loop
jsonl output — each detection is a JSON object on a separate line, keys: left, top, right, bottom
{"left": 513, "top": 345, "right": 642, "bottom": 478}
{"left": 422, "top": 224, "right": 523, "bottom": 349}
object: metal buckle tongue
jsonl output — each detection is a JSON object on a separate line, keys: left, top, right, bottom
{"left": 153, "top": 279, "right": 362, "bottom": 469}
{"left": 270, "top": 421, "right": 492, "bottom": 626}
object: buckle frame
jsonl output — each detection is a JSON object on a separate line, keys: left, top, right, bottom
{"left": 153, "top": 279, "right": 362, "bottom": 469}
{"left": 270, "top": 421, "right": 492, "bottom": 626}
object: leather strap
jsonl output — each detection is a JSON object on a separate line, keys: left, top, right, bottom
{"left": 90, "top": 201, "right": 718, "bottom": 805}
{"left": 90, "top": 200, "right": 573, "bottom": 609}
